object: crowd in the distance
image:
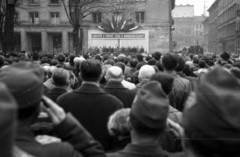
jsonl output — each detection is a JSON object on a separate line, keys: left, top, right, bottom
{"left": 0, "top": 50, "right": 240, "bottom": 157}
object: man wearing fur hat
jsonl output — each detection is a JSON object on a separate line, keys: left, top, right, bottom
{"left": 0, "top": 62, "right": 106, "bottom": 157}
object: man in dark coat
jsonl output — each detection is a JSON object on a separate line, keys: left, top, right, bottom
{"left": 46, "top": 68, "right": 69, "bottom": 102}
{"left": 162, "top": 53, "right": 191, "bottom": 111}
{"left": 0, "top": 62, "right": 106, "bottom": 157}
{"left": 108, "top": 81, "right": 170, "bottom": 157}
{"left": 104, "top": 66, "right": 135, "bottom": 108}
{"left": 175, "top": 56, "right": 198, "bottom": 91}
{"left": 57, "top": 59, "right": 123, "bottom": 151}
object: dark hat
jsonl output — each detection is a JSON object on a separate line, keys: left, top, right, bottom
{"left": 145, "top": 55, "right": 152, "bottom": 61}
{"left": 198, "top": 60, "right": 206, "bottom": 68}
{"left": 221, "top": 51, "right": 230, "bottom": 61}
{"left": 148, "top": 59, "right": 156, "bottom": 65}
{"left": 0, "top": 62, "right": 44, "bottom": 109}
{"left": 0, "top": 83, "right": 17, "bottom": 156}
{"left": 132, "top": 81, "right": 169, "bottom": 130}
{"left": 183, "top": 67, "right": 240, "bottom": 156}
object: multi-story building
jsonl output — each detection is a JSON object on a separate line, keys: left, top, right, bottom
{"left": 236, "top": 1, "right": 240, "bottom": 53}
{"left": 202, "top": 17, "right": 209, "bottom": 52}
{"left": 172, "top": 5, "right": 204, "bottom": 50}
{"left": 13, "top": 0, "right": 175, "bottom": 54}
{"left": 208, "top": 0, "right": 238, "bottom": 53}
{"left": 217, "top": 0, "right": 237, "bottom": 53}
{"left": 208, "top": 0, "right": 218, "bottom": 53}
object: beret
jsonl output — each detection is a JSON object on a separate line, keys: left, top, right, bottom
{"left": 132, "top": 81, "right": 169, "bottom": 129}
{"left": 0, "top": 62, "right": 44, "bottom": 109}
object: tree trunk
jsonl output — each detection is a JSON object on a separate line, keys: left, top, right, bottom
{"left": 73, "top": 25, "right": 80, "bottom": 55}
{"left": 2, "top": 3, "right": 15, "bottom": 53}
{"left": 73, "top": 26, "right": 84, "bottom": 56}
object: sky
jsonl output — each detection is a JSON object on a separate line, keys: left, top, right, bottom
{"left": 175, "top": 0, "right": 216, "bottom": 16}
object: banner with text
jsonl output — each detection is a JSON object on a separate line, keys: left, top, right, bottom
{"left": 91, "top": 34, "right": 145, "bottom": 39}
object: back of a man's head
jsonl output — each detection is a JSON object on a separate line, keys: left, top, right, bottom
{"left": 175, "top": 56, "right": 186, "bottom": 72}
{"left": 138, "top": 65, "right": 155, "bottom": 80}
{"left": 130, "top": 59, "right": 138, "bottom": 68}
{"left": 162, "top": 53, "right": 178, "bottom": 71}
{"left": 150, "top": 72, "right": 174, "bottom": 95}
{"left": 0, "top": 62, "right": 44, "bottom": 121}
{"left": 154, "top": 52, "right": 162, "bottom": 61}
{"left": 52, "top": 68, "right": 70, "bottom": 87}
{"left": 114, "top": 62, "right": 125, "bottom": 73}
{"left": 106, "top": 59, "right": 115, "bottom": 66}
{"left": 57, "top": 53, "right": 66, "bottom": 63}
{"left": 117, "top": 55, "right": 126, "bottom": 63}
{"left": 136, "top": 54, "right": 143, "bottom": 62}
{"left": 105, "top": 66, "right": 123, "bottom": 82}
{"left": 198, "top": 60, "right": 206, "bottom": 68}
{"left": 81, "top": 59, "right": 102, "bottom": 82}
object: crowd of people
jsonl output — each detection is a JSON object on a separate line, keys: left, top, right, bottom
{"left": 0, "top": 50, "right": 240, "bottom": 157}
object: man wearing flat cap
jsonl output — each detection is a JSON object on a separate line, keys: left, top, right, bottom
{"left": 169, "top": 66, "right": 240, "bottom": 157}
{"left": 0, "top": 62, "right": 106, "bottom": 157}
{"left": 108, "top": 81, "right": 170, "bottom": 157}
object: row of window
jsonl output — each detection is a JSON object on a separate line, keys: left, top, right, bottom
{"left": 28, "top": 12, "right": 60, "bottom": 24}
{"left": 218, "top": 4, "right": 236, "bottom": 25}
{"left": 29, "top": 0, "right": 146, "bottom": 5}
{"left": 29, "top": 0, "right": 59, "bottom": 4}
{"left": 17, "top": 11, "right": 145, "bottom": 24}
{"left": 217, "top": 23, "right": 236, "bottom": 39}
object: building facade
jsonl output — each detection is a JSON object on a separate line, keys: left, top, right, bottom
{"left": 208, "top": 0, "right": 218, "bottom": 53}
{"left": 202, "top": 17, "right": 209, "bottom": 52}
{"left": 14, "top": 0, "right": 174, "bottom": 54}
{"left": 172, "top": 5, "right": 204, "bottom": 51}
{"left": 217, "top": 0, "right": 237, "bottom": 53}
{"left": 236, "top": 1, "right": 240, "bottom": 53}
{"left": 208, "top": 0, "right": 238, "bottom": 53}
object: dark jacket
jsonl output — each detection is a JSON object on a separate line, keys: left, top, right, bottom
{"left": 107, "top": 144, "right": 169, "bottom": 157}
{"left": 132, "top": 79, "right": 149, "bottom": 94}
{"left": 57, "top": 83, "right": 123, "bottom": 151}
{"left": 108, "top": 137, "right": 131, "bottom": 153}
{"left": 176, "top": 72, "right": 199, "bottom": 91}
{"left": 45, "top": 87, "right": 68, "bottom": 102}
{"left": 16, "top": 113, "right": 106, "bottom": 157}
{"left": 104, "top": 81, "right": 135, "bottom": 108}
{"left": 169, "top": 74, "right": 192, "bottom": 112}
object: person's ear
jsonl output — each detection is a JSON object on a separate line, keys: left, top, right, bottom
{"left": 126, "top": 117, "right": 132, "bottom": 131}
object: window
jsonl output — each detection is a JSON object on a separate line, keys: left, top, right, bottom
{"left": 50, "top": 0, "right": 59, "bottom": 3}
{"left": 29, "top": 0, "right": 39, "bottom": 4}
{"left": 92, "top": 12, "right": 101, "bottom": 23}
{"left": 29, "top": 12, "right": 39, "bottom": 24}
{"left": 135, "top": 12, "right": 145, "bottom": 23}
{"left": 50, "top": 12, "right": 60, "bottom": 24}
